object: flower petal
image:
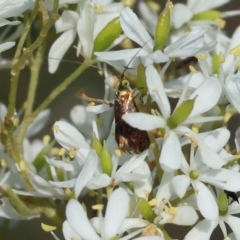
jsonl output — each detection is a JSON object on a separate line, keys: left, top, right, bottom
{"left": 160, "top": 131, "right": 183, "bottom": 172}
{"left": 184, "top": 219, "right": 218, "bottom": 240}
{"left": 66, "top": 200, "right": 101, "bottom": 240}
{"left": 172, "top": 175, "right": 191, "bottom": 198}
{"left": 146, "top": 65, "right": 171, "bottom": 119}
{"left": 54, "top": 121, "right": 89, "bottom": 149}
{"left": 120, "top": 7, "right": 153, "bottom": 51}
{"left": 103, "top": 188, "right": 130, "bottom": 239}
{"left": 74, "top": 150, "right": 98, "bottom": 197}
{"left": 200, "top": 168, "right": 240, "bottom": 192}
{"left": 189, "top": 77, "right": 222, "bottom": 118}
{"left": 192, "top": 181, "right": 218, "bottom": 220}
{"left": 48, "top": 29, "right": 76, "bottom": 73}
{"left": 122, "top": 113, "right": 165, "bottom": 131}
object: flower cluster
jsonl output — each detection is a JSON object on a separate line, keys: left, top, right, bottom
{"left": 1, "top": 0, "right": 240, "bottom": 240}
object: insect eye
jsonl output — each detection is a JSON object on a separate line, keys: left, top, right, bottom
{"left": 122, "top": 80, "right": 130, "bottom": 87}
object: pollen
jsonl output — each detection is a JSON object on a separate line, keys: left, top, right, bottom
{"left": 148, "top": 198, "right": 158, "bottom": 206}
{"left": 51, "top": 147, "right": 59, "bottom": 155}
{"left": 189, "top": 65, "right": 197, "bottom": 73}
{"left": 1, "top": 159, "right": 6, "bottom": 167}
{"left": 93, "top": 4, "right": 104, "bottom": 13}
{"left": 191, "top": 125, "right": 199, "bottom": 133}
{"left": 43, "top": 135, "right": 50, "bottom": 145}
{"left": 41, "top": 223, "right": 57, "bottom": 232}
{"left": 230, "top": 44, "right": 240, "bottom": 56}
{"left": 218, "top": 52, "right": 225, "bottom": 63}
{"left": 54, "top": 125, "right": 59, "bottom": 133}
{"left": 58, "top": 148, "right": 65, "bottom": 156}
{"left": 147, "top": 1, "right": 160, "bottom": 12}
{"left": 216, "top": 18, "right": 226, "bottom": 28}
{"left": 115, "top": 148, "right": 122, "bottom": 156}
{"left": 196, "top": 54, "right": 207, "bottom": 60}
{"left": 92, "top": 204, "right": 104, "bottom": 210}
{"left": 164, "top": 205, "right": 178, "bottom": 215}
{"left": 69, "top": 148, "right": 77, "bottom": 158}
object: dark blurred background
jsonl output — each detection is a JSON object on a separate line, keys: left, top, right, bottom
{"left": 1, "top": 0, "right": 240, "bottom": 239}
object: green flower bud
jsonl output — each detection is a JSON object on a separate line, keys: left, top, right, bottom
{"left": 212, "top": 51, "right": 219, "bottom": 75}
{"left": 218, "top": 191, "right": 228, "bottom": 216}
{"left": 5, "top": 187, "right": 42, "bottom": 216}
{"left": 110, "top": 236, "right": 120, "bottom": 240}
{"left": 93, "top": 17, "right": 122, "bottom": 57}
{"left": 153, "top": 1, "right": 172, "bottom": 51}
{"left": 100, "top": 142, "right": 112, "bottom": 176}
{"left": 167, "top": 99, "right": 195, "bottom": 129}
{"left": 189, "top": 170, "right": 199, "bottom": 180}
{"left": 136, "top": 62, "right": 148, "bottom": 95}
{"left": 138, "top": 198, "right": 156, "bottom": 222}
{"left": 192, "top": 10, "right": 222, "bottom": 21}
{"left": 91, "top": 137, "right": 102, "bottom": 158}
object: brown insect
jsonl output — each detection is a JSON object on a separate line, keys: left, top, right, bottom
{"left": 80, "top": 41, "right": 151, "bottom": 154}
{"left": 79, "top": 77, "right": 150, "bottom": 154}
{"left": 114, "top": 81, "right": 150, "bottom": 153}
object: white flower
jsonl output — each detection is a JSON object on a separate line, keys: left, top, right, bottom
{"left": 123, "top": 65, "right": 223, "bottom": 172}
{"left": 171, "top": 0, "right": 239, "bottom": 29}
{"left": 0, "top": 0, "right": 32, "bottom": 26}
{"left": 153, "top": 172, "right": 198, "bottom": 227}
{"left": 53, "top": 120, "right": 91, "bottom": 165}
{"left": 172, "top": 128, "right": 240, "bottom": 220}
{"left": 87, "top": 150, "right": 151, "bottom": 194}
{"left": 184, "top": 194, "right": 240, "bottom": 240}
{"left": 48, "top": 0, "right": 123, "bottom": 73}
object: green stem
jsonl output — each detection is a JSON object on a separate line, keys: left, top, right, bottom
{"left": 7, "top": 0, "right": 59, "bottom": 119}
{"left": 31, "top": 60, "right": 92, "bottom": 119}
{"left": 170, "top": 188, "right": 195, "bottom": 206}
{"left": 7, "top": 133, "right": 33, "bottom": 191}
{"left": 17, "top": 41, "right": 46, "bottom": 143}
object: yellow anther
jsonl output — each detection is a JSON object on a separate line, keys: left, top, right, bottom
{"left": 218, "top": 52, "right": 225, "bottom": 63}
{"left": 93, "top": 4, "right": 104, "bottom": 13}
{"left": 92, "top": 204, "right": 104, "bottom": 210}
{"left": 216, "top": 18, "right": 226, "bottom": 28}
{"left": 230, "top": 44, "right": 240, "bottom": 56}
{"left": 1, "top": 159, "right": 6, "bottom": 167}
{"left": 41, "top": 223, "right": 57, "bottom": 232}
{"left": 191, "top": 125, "right": 199, "bottom": 133}
{"left": 148, "top": 198, "right": 158, "bottom": 206}
{"left": 189, "top": 65, "right": 197, "bottom": 73}
{"left": 224, "top": 112, "right": 232, "bottom": 123}
{"left": 237, "top": 61, "right": 240, "bottom": 72}
{"left": 115, "top": 148, "right": 122, "bottom": 156}
{"left": 164, "top": 205, "right": 178, "bottom": 215}
{"left": 196, "top": 54, "right": 207, "bottom": 60}
{"left": 147, "top": 1, "right": 161, "bottom": 12}
{"left": 51, "top": 147, "right": 59, "bottom": 155}
{"left": 43, "top": 135, "right": 50, "bottom": 145}
{"left": 54, "top": 125, "right": 59, "bottom": 133}
{"left": 58, "top": 148, "right": 65, "bottom": 156}
{"left": 123, "top": 0, "right": 136, "bottom": 7}
{"left": 88, "top": 102, "right": 95, "bottom": 106}
{"left": 69, "top": 148, "right": 76, "bottom": 158}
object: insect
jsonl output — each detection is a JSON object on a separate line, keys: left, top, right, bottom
{"left": 80, "top": 72, "right": 150, "bottom": 154}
